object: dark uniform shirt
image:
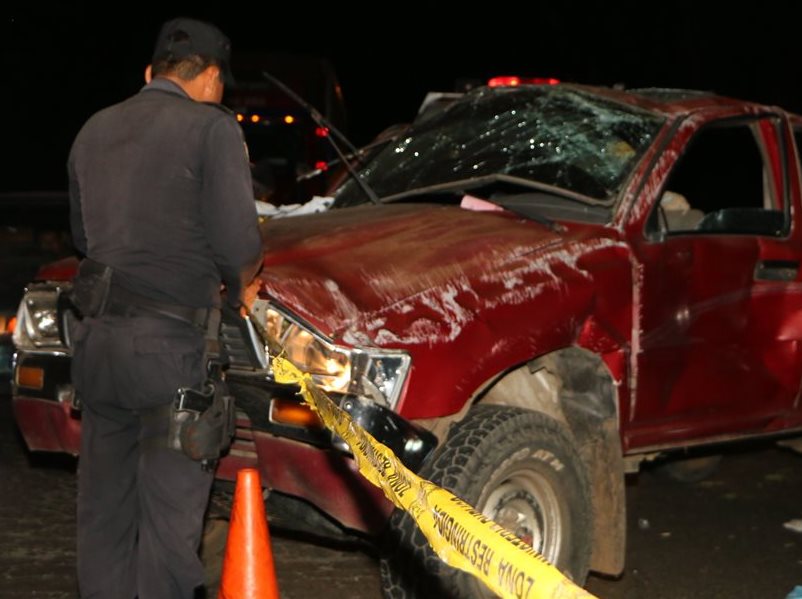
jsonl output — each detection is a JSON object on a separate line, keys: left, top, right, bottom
{"left": 68, "top": 78, "right": 262, "bottom": 308}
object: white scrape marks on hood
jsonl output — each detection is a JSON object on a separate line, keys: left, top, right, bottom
{"left": 372, "top": 278, "right": 478, "bottom": 346}
{"left": 342, "top": 237, "right": 626, "bottom": 348}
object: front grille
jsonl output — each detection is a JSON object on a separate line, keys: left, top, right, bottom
{"left": 220, "top": 321, "right": 256, "bottom": 370}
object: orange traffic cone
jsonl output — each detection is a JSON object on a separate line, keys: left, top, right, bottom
{"left": 218, "top": 468, "right": 279, "bottom": 599}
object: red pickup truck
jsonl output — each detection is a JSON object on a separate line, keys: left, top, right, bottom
{"left": 12, "top": 83, "right": 802, "bottom": 598}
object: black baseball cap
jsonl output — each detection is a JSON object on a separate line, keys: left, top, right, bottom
{"left": 151, "top": 17, "right": 235, "bottom": 85}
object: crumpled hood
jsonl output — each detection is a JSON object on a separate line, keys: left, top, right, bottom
{"left": 260, "top": 203, "right": 613, "bottom": 346}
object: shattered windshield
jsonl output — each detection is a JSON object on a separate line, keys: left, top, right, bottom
{"left": 335, "top": 85, "right": 665, "bottom": 206}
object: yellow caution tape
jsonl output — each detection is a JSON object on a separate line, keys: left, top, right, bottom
{"left": 272, "top": 355, "right": 597, "bottom": 599}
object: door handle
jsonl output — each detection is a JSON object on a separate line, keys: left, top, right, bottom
{"left": 754, "top": 260, "right": 799, "bottom": 281}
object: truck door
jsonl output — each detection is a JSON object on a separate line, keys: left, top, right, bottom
{"left": 628, "top": 114, "right": 802, "bottom": 448}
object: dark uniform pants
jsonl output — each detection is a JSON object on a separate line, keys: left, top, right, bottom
{"left": 72, "top": 314, "right": 214, "bottom": 599}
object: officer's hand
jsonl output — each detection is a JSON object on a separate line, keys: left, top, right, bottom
{"left": 241, "top": 277, "right": 262, "bottom": 318}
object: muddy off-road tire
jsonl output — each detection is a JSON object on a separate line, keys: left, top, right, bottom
{"left": 379, "top": 405, "right": 592, "bottom": 599}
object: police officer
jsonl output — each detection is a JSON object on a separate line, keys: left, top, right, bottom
{"left": 67, "top": 18, "right": 262, "bottom": 598}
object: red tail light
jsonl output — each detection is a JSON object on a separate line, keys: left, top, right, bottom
{"left": 488, "top": 76, "right": 522, "bottom": 88}
{"left": 488, "top": 76, "right": 560, "bottom": 87}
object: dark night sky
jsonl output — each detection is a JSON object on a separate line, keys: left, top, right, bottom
{"left": 4, "top": 2, "right": 802, "bottom": 191}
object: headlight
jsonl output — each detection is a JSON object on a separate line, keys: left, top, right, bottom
{"left": 12, "top": 283, "right": 65, "bottom": 349}
{"left": 257, "top": 299, "right": 411, "bottom": 409}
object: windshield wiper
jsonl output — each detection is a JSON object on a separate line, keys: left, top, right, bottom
{"left": 491, "top": 192, "right": 609, "bottom": 225}
{"left": 296, "top": 135, "right": 399, "bottom": 182}
{"left": 379, "top": 173, "right": 601, "bottom": 206}
{"left": 379, "top": 174, "right": 616, "bottom": 230}
{"left": 377, "top": 175, "right": 579, "bottom": 231}
{"left": 261, "top": 71, "right": 381, "bottom": 205}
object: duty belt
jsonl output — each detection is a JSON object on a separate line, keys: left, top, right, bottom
{"left": 103, "top": 286, "right": 211, "bottom": 328}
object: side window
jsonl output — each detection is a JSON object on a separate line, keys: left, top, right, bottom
{"left": 647, "top": 117, "right": 787, "bottom": 237}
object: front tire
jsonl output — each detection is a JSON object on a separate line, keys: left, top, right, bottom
{"left": 379, "top": 405, "right": 592, "bottom": 599}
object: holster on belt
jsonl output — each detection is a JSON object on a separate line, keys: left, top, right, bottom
{"left": 70, "top": 258, "right": 113, "bottom": 318}
{"left": 167, "top": 305, "right": 235, "bottom": 465}
{"left": 167, "top": 377, "right": 236, "bottom": 463}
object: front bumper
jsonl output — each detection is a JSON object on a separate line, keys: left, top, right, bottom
{"left": 222, "top": 374, "right": 437, "bottom": 533}
{"left": 11, "top": 349, "right": 435, "bottom": 535}
{"left": 12, "top": 350, "right": 81, "bottom": 454}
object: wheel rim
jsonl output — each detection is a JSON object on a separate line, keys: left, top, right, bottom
{"left": 480, "top": 463, "right": 564, "bottom": 564}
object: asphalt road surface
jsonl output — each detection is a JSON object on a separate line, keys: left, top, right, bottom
{"left": 1, "top": 392, "right": 801, "bottom": 599}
